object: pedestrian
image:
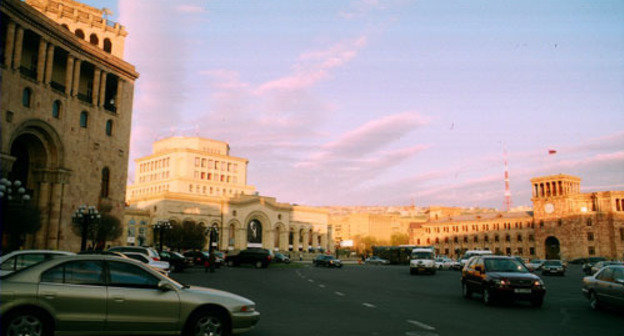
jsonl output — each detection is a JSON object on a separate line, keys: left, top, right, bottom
{"left": 299, "top": 253, "right": 303, "bottom": 261}
{"left": 208, "top": 252, "right": 216, "bottom": 273}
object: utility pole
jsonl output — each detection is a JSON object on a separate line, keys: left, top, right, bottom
{"left": 503, "top": 144, "right": 512, "bottom": 212}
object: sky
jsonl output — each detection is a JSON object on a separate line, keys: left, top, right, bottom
{"left": 86, "top": 0, "right": 624, "bottom": 209}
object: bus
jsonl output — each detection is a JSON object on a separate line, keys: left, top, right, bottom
{"left": 372, "top": 245, "right": 435, "bottom": 265}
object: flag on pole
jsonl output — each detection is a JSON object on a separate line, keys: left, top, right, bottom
{"left": 548, "top": 149, "right": 557, "bottom": 155}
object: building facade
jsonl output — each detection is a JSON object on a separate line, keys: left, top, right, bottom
{"left": 125, "top": 137, "right": 332, "bottom": 253}
{"left": 409, "top": 174, "right": 624, "bottom": 260}
{"left": 0, "top": 0, "right": 138, "bottom": 251}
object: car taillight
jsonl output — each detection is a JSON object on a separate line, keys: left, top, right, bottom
{"left": 152, "top": 257, "right": 160, "bottom": 261}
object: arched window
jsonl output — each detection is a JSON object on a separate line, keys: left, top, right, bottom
{"left": 75, "top": 29, "right": 85, "bottom": 39}
{"left": 103, "top": 38, "right": 112, "bottom": 53}
{"left": 22, "top": 88, "right": 32, "bottom": 107}
{"left": 105, "top": 120, "right": 113, "bottom": 136}
{"left": 52, "top": 100, "right": 61, "bottom": 118}
{"left": 80, "top": 111, "right": 88, "bottom": 128}
{"left": 100, "top": 167, "right": 110, "bottom": 198}
{"left": 61, "top": 24, "right": 69, "bottom": 30}
{"left": 89, "top": 33, "right": 99, "bottom": 46}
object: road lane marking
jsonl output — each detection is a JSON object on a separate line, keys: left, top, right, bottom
{"left": 318, "top": 284, "right": 326, "bottom": 288}
{"left": 308, "top": 279, "right": 314, "bottom": 283}
{"left": 407, "top": 320, "right": 436, "bottom": 331}
{"left": 335, "top": 291, "right": 345, "bottom": 296}
{"left": 362, "top": 302, "right": 376, "bottom": 308}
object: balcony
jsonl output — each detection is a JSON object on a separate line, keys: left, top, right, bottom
{"left": 77, "top": 92, "right": 92, "bottom": 103}
{"left": 50, "top": 81, "right": 66, "bottom": 93}
{"left": 19, "top": 66, "right": 37, "bottom": 79}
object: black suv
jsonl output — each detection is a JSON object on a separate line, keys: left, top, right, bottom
{"left": 313, "top": 255, "right": 343, "bottom": 268}
{"left": 225, "top": 249, "right": 272, "bottom": 268}
{"left": 461, "top": 256, "right": 546, "bottom": 307}
{"left": 159, "top": 250, "right": 188, "bottom": 272}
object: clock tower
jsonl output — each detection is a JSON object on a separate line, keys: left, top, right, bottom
{"left": 531, "top": 174, "right": 581, "bottom": 220}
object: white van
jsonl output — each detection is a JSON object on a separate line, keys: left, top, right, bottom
{"left": 459, "top": 250, "right": 493, "bottom": 267}
{"left": 409, "top": 248, "right": 436, "bottom": 275}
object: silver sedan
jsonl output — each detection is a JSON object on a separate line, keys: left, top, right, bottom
{"left": 582, "top": 265, "right": 624, "bottom": 310}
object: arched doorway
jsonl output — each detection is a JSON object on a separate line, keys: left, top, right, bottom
{"left": 545, "top": 236, "right": 560, "bottom": 259}
{"left": 9, "top": 133, "right": 47, "bottom": 188}
{"left": 274, "top": 225, "right": 281, "bottom": 250}
{"left": 247, "top": 219, "right": 263, "bottom": 247}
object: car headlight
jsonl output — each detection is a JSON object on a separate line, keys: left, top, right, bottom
{"left": 533, "top": 280, "right": 544, "bottom": 287}
{"left": 240, "top": 305, "right": 255, "bottom": 312}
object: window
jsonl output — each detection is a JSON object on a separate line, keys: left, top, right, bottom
{"left": 100, "top": 167, "right": 110, "bottom": 198}
{"left": 41, "top": 260, "right": 105, "bottom": 286}
{"left": 52, "top": 100, "right": 61, "bottom": 118}
{"left": 588, "top": 246, "right": 595, "bottom": 255}
{"left": 528, "top": 234, "right": 535, "bottom": 242}
{"left": 587, "top": 232, "right": 594, "bottom": 241}
{"left": 517, "top": 234, "right": 523, "bottom": 242}
{"left": 107, "top": 261, "right": 160, "bottom": 288}
{"left": 596, "top": 268, "right": 613, "bottom": 282}
{"left": 89, "top": 33, "right": 99, "bottom": 45}
{"left": 620, "top": 228, "right": 624, "bottom": 241}
{"left": 22, "top": 88, "right": 32, "bottom": 107}
{"left": 75, "top": 29, "right": 85, "bottom": 39}
{"left": 103, "top": 38, "right": 112, "bottom": 53}
{"left": 105, "top": 120, "right": 113, "bottom": 136}
{"left": 517, "top": 247, "right": 523, "bottom": 255}
{"left": 587, "top": 218, "right": 592, "bottom": 226}
{"left": 80, "top": 111, "right": 88, "bottom": 128}
{"left": 505, "top": 234, "right": 511, "bottom": 242}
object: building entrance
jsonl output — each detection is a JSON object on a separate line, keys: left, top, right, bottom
{"left": 545, "top": 236, "right": 560, "bottom": 260}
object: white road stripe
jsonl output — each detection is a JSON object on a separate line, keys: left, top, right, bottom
{"left": 362, "top": 302, "right": 376, "bottom": 308}
{"left": 318, "top": 284, "right": 326, "bottom": 288}
{"left": 335, "top": 291, "right": 345, "bottom": 296}
{"left": 407, "top": 320, "right": 436, "bottom": 331}
{"left": 308, "top": 279, "right": 314, "bottom": 283}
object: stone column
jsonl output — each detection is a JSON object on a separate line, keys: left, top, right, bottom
{"left": 34, "top": 181, "right": 51, "bottom": 248}
{"left": 36, "top": 39, "right": 47, "bottom": 82}
{"left": 293, "top": 228, "right": 300, "bottom": 251}
{"left": 302, "top": 229, "right": 309, "bottom": 251}
{"left": 263, "top": 225, "right": 272, "bottom": 250}
{"left": 98, "top": 71, "right": 106, "bottom": 107}
{"left": 4, "top": 21, "right": 16, "bottom": 68}
{"left": 280, "top": 229, "right": 288, "bottom": 251}
{"left": 64, "top": 56, "right": 74, "bottom": 95}
{"left": 236, "top": 227, "right": 246, "bottom": 250}
{"left": 115, "top": 79, "right": 123, "bottom": 110}
{"left": 92, "top": 68, "right": 101, "bottom": 105}
{"left": 12, "top": 26, "right": 23, "bottom": 70}
{"left": 72, "top": 59, "right": 81, "bottom": 97}
{"left": 320, "top": 233, "right": 328, "bottom": 252}
{"left": 44, "top": 43, "right": 55, "bottom": 85}
{"left": 47, "top": 182, "right": 63, "bottom": 249}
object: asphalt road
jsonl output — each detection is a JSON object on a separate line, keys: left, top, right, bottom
{"left": 172, "top": 264, "right": 624, "bottom": 336}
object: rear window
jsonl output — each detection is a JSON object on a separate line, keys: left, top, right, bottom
{"left": 411, "top": 252, "right": 433, "bottom": 259}
{"left": 41, "top": 260, "right": 105, "bottom": 286}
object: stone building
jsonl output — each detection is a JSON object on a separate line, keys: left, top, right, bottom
{"left": 125, "top": 137, "right": 332, "bottom": 253}
{"left": 409, "top": 174, "right": 624, "bottom": 260}
{"left": 331, "top": 213, "right": 420, "bottom": 247}
{"left": 0, "top": 0, "right": 138, "bottom": 251}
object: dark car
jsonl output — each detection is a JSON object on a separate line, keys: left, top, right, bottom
{"left": 582, "top": 265, "right": 624, "bottom": 310}
{"left": 461, "top": 256, "right": 546, "bottom": 307}
{"left": 225, "top": 249, "right": 272, "bottom": 268}
{"left": 541, "top": 260, "right": 565, "bottom": 276}
{"left": 159, "top": 250, "right": 188, "bottom": 272}
{"left": 313, "top": 255, "right": 343, "bottom": 268}
{"left": 583, "top": 257, "right": 608, "bottom": 275}
{"left": 183, "top": 251, "right": 209, "bottom": 266}
{"left": 274, "top": 252, "right": 291, "bottom": 264}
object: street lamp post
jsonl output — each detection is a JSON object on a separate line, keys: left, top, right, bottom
{"left": 206, "top": 226, "right": 219, "bottom": 253}
{"left": 153, "top": 220, "right": 172, "bottom": 252}
{"left": 0, "top": 178, "right": 32, "bottom": 250}
{"left": 71, "top": 205, "right": 101, "bottom": 251}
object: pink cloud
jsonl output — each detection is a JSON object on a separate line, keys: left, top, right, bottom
{"left": 175, "top": 5, "right": 208, "bottom": 14}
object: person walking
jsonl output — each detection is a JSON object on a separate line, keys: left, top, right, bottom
{"left": 208, "top": 252, "right": 216, "bottom": 273}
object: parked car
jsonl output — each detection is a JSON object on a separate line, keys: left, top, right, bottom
{"left": 225, "top": 249, "right": 272, "bottom": 268}
{"left": 435, "top": 256, "right": 457, "bottom": 270}
{"left": 122, "top": 252, "right": 171, "bottom": 276}
{"left": 108, "top": 246, "right": 160, "bottom": 261}
{"left": 590, "top": 261, "right": 624, "bottom": 275}
{"left": 541, "top": 260, "right": 565, "bottom": 276}
{"left": 583, "top": 257, "right": 608, "bottom": 275}
{"left": 365, "top": 256, "right": 390, "bottom": 265}
{"left": 313, "top": 255, "right": 343, "bottom": 268}
{"left": 159, "top": 250, "right": 188, "bottom": 272}
{"left": 210, "top": 251, "right": 225, "bottom": 267}
{"left": 582, "top": 265, "right": 624, "bottom": 310}
{"left": 273, "top": 252, "right": 291, "bottom": 264}
{"left": 526, "top": 259, "right": 545, "bottom": 272}
{"left": 78, "top": 250, "right": 129, "bottom": 258}
{"left": 184, "top": 250, "right": 210, "bottom": 266}
{"left": 459, "top": 250, "right": 493, "bottom": 268}
{"left": 570, "top": 257, "right": 588, "bottom": 265}
{"left": 0, "top": 255, "right": 260, "bottom": 335}
{"left": 0, "top": 250, "right": 75, "bottom": 276}
{"left": 461, "top": 256, "right": 546, "bottom": 307}
{"left": 410, "top": 248, "right": 436, "bottom": 275}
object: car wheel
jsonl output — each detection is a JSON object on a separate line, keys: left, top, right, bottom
{"left": 531, "top": 297, "right": 544, "bottom": 308}
{"left": 483, "top": 287, "right": 495, "bottom": 306}
{"left": 3, "top": 310, "right": 53, "bottom": 336}
{"left": 462, "top": 282, "right": 472, "bottom": 299}
{"left": 227, "top": 260, "right": 235, "bottom": 267}
{"left": 255, "top": 261, "right": 263, "bottom": 269}
{"left": 185, "top": 309, "right": 230, "bottom": 336}
{"left": 430, "top": 269, "right": 436, "bottom": 275}
{"left": 589, "top": 291, "right": 601, "bottom": 311}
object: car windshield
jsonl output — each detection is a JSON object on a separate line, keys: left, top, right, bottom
{"left": 411, "top": 252, "right": 433, "bottom": 259}
{"left": 484, "top": 259, "right": 528, "bottom": 273}
{"left": 543, "top": 260, "right": 561, "bottom": 266}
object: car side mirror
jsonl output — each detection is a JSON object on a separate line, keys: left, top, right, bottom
{"left": 474, "top": 265, "right": 483, "bottom": 273}
{"left": 158, "top": 280, "right": 174, "bottom": 291}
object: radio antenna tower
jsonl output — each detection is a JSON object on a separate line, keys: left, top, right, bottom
{"left": 503, "top": 143, "right": 512, "bottom": 212}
